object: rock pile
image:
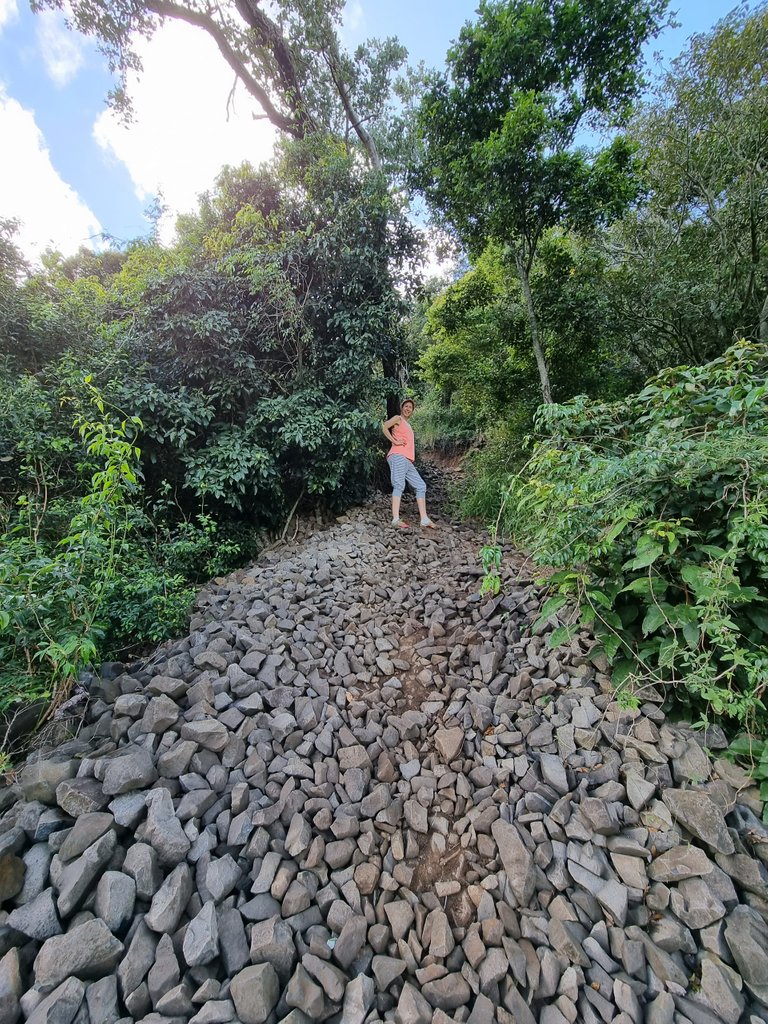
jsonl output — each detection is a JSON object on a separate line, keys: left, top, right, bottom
{"left": 1, "top": 479, "right": 768, "bottom": 1024}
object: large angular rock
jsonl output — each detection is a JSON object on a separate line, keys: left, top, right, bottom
{"left": 145, "top": 863, "right": 193, "bottom": 933}
{"left": 0, "top": 948, "right": 22, "bottom": 1024}
{"left": 86, "top": 976, "right": 121, "bottom": 1024}
{"left": 143, "top": 788, "right": 191, "bottom": 866}
{"left": 102, "top": 748, "right": 158, "bottom": 796}
{"left": 648, "top": 845, "right": 713, "bottom": 882}
{"left": 421, "top": 974, "right": 472, "bottom": 1011}
{"left": 147, "top": 933, "right": 180, "bottom": 1007}
{"left": 118, "top": 917, "right": 158, "bottom": 1002}
{"left": 55, "top": 778, "right": 107, "bottom": 817}
{"left": 95, "top": 870, "right": 136, "bottom": 933}
{"left": 395, "top": 982, "right": 432, "bottom": 1024}
{"left": 249, "top": 914, "right": 296, "bottom": 982}
{"left": 183, "top": 900, "right": 219, "bottom": 966}
{"left": 7, "top": 888, "right": 61, "bottom": 940}
{"left": 180, "top": 719, "right": 229, "bottom": 752}
{"left": 301, "top": 954, "right": 347, "bottom": 1002}
{"left": 58, "top": 812, "right": 114, "bottom": 863}
{"left": 26, "top": 977, "right": 84, "bottom": 1024}
{"left": 724, "top": 905, "right": 768, "bottom": 1007}
{"left": 123, "top": 843, "right": 162, "bottom": 901}
{"left": 230, "top": 963, "right": 280, "bottom": 1024}
{"left": 56, "top": 829, "right": 117, "bottom": 918}
{"left": 15, "top": 843, "right": 53, "bottom": 904}
{"left": 19, "top": 759, "right": 77, "bottom": 805}
{"left": 661, "top": 789, "right": 734, "bottom": 855}
{"left": 284, "top": 965, "right": 324, "bottom": 1018}
{"left": 492, "top": 818, "right": 535, "bottom": 906}
{"left": 217, "top": 907, "right": 250, "bottom": 975}
{"left": 695, "top": 956, "right": 745, "bottom": 1024}
{"left": 434, "top": 728, "right": 464, "bottom": 763}
{"left": 34, "top": 918, "right": 124, "bottom": 991}
{"left": 341, "top": 974, "right": 375, "bottom": 1024}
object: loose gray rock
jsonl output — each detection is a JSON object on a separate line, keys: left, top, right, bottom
{"left": 0, "top": 948, "right": 22, "bottom": 1024}
{"left": 145, "top": 862, "right": 193, "bottom": 933}
{"left": 230, "top": 963, "right": 280, "bottom": 1024}
{"left": 724, "top": 906, "right": 768, "bottom": 1007}
{"left": 95, "top": 871, "right": 136, "bottom": 933}
{"left": 26, "top": 977, "right": 85, "bottom": 1024}
{"left": 662, "top": 789, "right": 734, "bottom": 855}
{"left": 492, "top": 818, "right": 535, "bottom": 906}
{"left": 102, "top": 748, "right": 158, "bottom": 795}
{"left": 34, "top": 918, "right": 124, "bottom": 991}
{"left": 7, "top": 888, "right": 61, "bottom": 940}
{"left": 183, "top": 900, "right": 219, "bottom": 966}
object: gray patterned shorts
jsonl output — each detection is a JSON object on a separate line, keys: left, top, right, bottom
{"left": 387, "top": 454, "right": 426, "bottom": 498}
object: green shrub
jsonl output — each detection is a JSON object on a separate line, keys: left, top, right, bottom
{"left": 459, "top": 415, "right": 532, "bottom": 522}
{"left": 0, "top": 381, "right": 141, "bottom": 711}
{"left": 500, "top": 340, "right": 768, "bottom": 729}
{"left": 104, "top": 567, "right": 196, "bottom": 649}
{"left": 410, "top": 388, "right": 480, "bottom": 455}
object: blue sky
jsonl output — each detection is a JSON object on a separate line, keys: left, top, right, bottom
{"left": 0, "top": 0, "right": 744, "bottom": 262}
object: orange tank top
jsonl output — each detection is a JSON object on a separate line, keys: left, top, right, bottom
{"left": 388, "top": 417, "right": 415, "bottom": 461}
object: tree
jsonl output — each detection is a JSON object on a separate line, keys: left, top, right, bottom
{"left": 603, "top": 4, "right": 768, "bottom": 370}
{"left": 415, "top": 0, "right": 668, "bottom": 403}
{"left": 420, "top": 234, "right": 634, "bottom": 423}
{"left": 31, "top": 0, "right": 425, "bottom": 413}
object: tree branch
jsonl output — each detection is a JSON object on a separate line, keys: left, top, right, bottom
{"left": 232, "top": 0, "right": 317, "bottom": 137}
{"left": 323, "top": 51, "right": 382, "bottom": 171}
{"left": 145, "top": 0, "right": 303, "bottom": 136}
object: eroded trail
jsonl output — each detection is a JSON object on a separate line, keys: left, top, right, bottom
{"left": 2, "top": 470, "right": 768, "bottom": 1024}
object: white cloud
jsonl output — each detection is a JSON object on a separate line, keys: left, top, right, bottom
{"left": 0, "top": 83, "right": 102, "bottom": 261}
{"left": 341, "top": 1, "right": 365, "bottom": 44}
{"left": 0, "top": 0, "right": 18, "bottom": 35}
{"left": 36, "top": 7, "right": 87, "bottom": 86}
{"left": 93, "top": 20, "right": 277, "bottom": 245}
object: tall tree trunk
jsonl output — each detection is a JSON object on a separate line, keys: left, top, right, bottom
{"left": 382, "top": 353, "right": 400, "bottom": 418}
{"left": 759, "top": 292, "right": 768, "bottom": 343}
{"left": 514, "top": 252, "right": 553, "bottom": 404}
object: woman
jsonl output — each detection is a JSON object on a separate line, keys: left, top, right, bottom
{"left": 382, "top": 398, "right": 435, "bottom": 530}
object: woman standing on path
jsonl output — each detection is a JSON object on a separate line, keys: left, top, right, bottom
{"left": 382, "top": 398, "right": 436, "bottom": 530}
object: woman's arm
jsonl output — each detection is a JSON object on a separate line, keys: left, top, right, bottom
{"left": 382, "top": 415, "right": 404, "bottom": 444}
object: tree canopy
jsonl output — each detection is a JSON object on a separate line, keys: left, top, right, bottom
{"left": 414, "top": 0, "right": 668, "bottom": 401}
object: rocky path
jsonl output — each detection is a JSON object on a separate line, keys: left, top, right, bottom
{"left": 1, "top": 469, "right": 768, "bottom": 1024}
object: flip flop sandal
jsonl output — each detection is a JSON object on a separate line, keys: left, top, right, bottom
{"left": 394, "top": 520, "right": 410, "bottom": 530}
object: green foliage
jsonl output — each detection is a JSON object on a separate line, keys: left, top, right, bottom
{"left": 0, "top": 139, "right": 419, "bottom": 723}
{"left": 459, "top": 419, "right": 532, "bottom": 523}
{"left": 603, "top": 5, "right": 768, "bottom": 370}
{"left": 480, "top": 542, "right": 503, "bottom": 597}
{"left": 414, "top": 0, "right": 668, "bottom": 401}
{"left": 501, "top": 340, "right": 768, "bottom": 729}
{"left": 0, "top": 382, "right": 141, "bottom": 711}
{"left": 408, "top": 388, "right": 479, "bottom": 455}
{"left": 418, "top": 238, "right": 638, "bottom": 437}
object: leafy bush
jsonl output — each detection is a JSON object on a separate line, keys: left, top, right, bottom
{"left": 0, "top": 382, "right": 141, "bottom": 712}
{"left": 410, "top": 388, "right": 480, "bottom": 455}
{"left": 459, "top": 416, "right": 533, "bottom": 522}
{"left": 104, "top": 567, "right": 196, "bottom": 650}
{"left": 501, "top": 340, "right": 768, "bottom": 729}
{"left": 102, "top": 509, "right": 261, "bottom": 651}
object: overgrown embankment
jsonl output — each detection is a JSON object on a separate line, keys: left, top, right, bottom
{"left": 475, "top": 340, "right": 768, "bottom": 743}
